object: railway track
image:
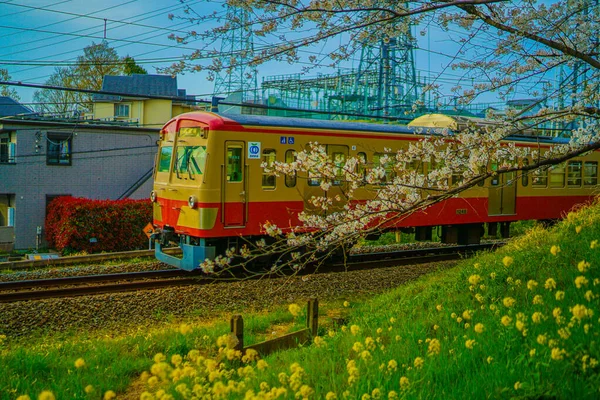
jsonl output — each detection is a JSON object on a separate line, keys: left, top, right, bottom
{"left": 0, "top": 243, "right": 499, "bottom": 303}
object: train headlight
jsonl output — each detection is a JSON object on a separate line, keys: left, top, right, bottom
{"left": 188, "top": 195, "right": 197, "bottom": 209}
{"left": 150, "top": 191, "right": 157, "bottom": 202}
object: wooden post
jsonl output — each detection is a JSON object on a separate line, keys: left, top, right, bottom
{"left": 230, "top": 314, "right": 244, "bottom": 351}
{"left": 306, "top": 298, "right": 318, "bottom": 336}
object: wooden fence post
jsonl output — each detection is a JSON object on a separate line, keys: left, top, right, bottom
{"left": 230, "top": 314, "right": 244, "bottom": 351}
{"left": 306, "top": 298, "right": 318, "bottom": 336}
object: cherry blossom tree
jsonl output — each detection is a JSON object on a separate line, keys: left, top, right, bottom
{"left": 165, "top": 1, "right": 600, "bottom": 273}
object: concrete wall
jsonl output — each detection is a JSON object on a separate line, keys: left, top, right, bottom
{"left": 0, "top": 122, "right": 158, "bottom": 249}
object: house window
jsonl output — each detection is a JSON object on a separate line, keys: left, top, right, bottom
{"left": 46, "top": 132, "right": 72, "bottom": 165}
{"left": 114, "top": 103, "right": 131, "bottom": 118}
{"left": 0, "top": 132, "right": 15, "bottom": 163}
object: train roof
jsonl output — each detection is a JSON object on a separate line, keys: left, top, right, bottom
{"left": 171, "top": 112, "right": 573, "bottom": 144}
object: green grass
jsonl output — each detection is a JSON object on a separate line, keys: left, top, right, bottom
{"left": 2, "top": 201, "right": 600, "bottom": 399}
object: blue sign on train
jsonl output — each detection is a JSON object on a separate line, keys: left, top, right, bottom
{"left": 287, "top": 137, "right": 295, "bottom": 144}
{"left": 248, "top": 142, "right": 261, "bottom": 159}
{"left": 280, "top": 136, "right": 287, "bottom": 144}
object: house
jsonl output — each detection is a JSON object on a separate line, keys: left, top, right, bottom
{"left": 92, "top": 74, "right": 203, "bottom": 127}
{"left": 0, "top": 114, "right": 159, "bottom": 250}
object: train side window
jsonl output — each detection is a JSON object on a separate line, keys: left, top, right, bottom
{"left": 357, "top": 152, "right": 367, "bottom": 181}
{"left": 521, "top": 158, "right": 529, "bottom": 187}
{"left": 584, "top": 161, "right": 598, "bottom": 186}
{"left": 158, "top": 146, "right": 172, "bottom": 172}
{"left": 532, "top": 167, "right": 548, "bottom": 187}
{"left": 567, "top": 161, "right": 582, "bottom": 187}
{"left": 549, "top": 164, "right": 565, "bottom": 188}
{"left": 332, "top": 152, "right": 346, "bottom": 186}
{"left": 226, "top": 146, "right": 243, "bottom": 182}
{"left": 285, "top": 150, "right": 297, "bottom": 187}
{"left": 262, "top": 149, "right": 276, "bottom": 189}
{"left": 373, "top": 153, "right": 395, "bottom": 184}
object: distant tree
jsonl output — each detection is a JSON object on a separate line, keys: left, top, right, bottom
{"left": 0, "top": 68, "right": 20, "bottom": 101}
{"left": 123, "top": 56, "right": 148, "bottom": 75}
{"left": 33, "top": 67, "right": 84, "bottom": 117}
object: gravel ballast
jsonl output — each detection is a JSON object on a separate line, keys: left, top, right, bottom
{"left": 0, "top": 261, "right": 456, "bottom": 337}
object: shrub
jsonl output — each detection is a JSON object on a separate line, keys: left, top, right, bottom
{"left": 45, "top": 196, "right": 152, "bottom": 253}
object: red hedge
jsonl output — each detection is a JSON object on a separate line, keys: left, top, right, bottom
{"left": 45, "top": 196, "right": 152, "bottom": 253}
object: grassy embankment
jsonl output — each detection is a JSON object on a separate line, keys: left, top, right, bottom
{"left": 1, "top": 202, "right": 599, "bottom": 399}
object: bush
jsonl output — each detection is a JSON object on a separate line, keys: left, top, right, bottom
{"left": 45, "top": 196, "right": 152, "bottom": 253}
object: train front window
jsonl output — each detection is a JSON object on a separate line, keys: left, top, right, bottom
{"left": 175, "top": 146, "right": 207, "bottom": 177}
{"left": 158, "top": 146, "right": 173, "bottom": 172}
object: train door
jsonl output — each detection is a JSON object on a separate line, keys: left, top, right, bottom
{"left": 222, "top": 141, "right": 247, "bottom": 227}
{"left": 488, "top": 162, "right": 517, "bottom": 215}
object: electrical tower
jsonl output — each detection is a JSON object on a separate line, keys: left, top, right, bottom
{"left": 213, "top": 6, "right": 258, "bottom": 113}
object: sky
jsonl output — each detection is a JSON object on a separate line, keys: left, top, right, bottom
{"left": 0, "top": 0, "right": 543, "bottom": 110}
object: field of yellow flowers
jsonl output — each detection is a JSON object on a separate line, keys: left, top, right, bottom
{"left": 2, "top": 200, "right": 600, "bottom": 399}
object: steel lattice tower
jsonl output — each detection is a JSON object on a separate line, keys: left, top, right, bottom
{"left": 213, "top": 6, "right": 258, "bottom": 112}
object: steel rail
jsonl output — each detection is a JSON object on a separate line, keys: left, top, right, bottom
{"left": 0, "top": 243, "right": 501, "bottom": 303}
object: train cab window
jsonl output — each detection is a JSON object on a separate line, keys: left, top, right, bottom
{"left": 227, "top": 146, "right": 243, "bottom": 182}
{"left": 262, "top": 149, "right": 276, "bottom": 189}
{"left": 532, "top": 167, "right": 548, "bottom": 187}
{"left": 567, "top": 161, "right": 582, "bottom": 187}
{"left": 158, "top": 146, "right": 173, "bottom": 173}
{"left": 373, "top": 153, "right": 395, "bottom": 184}
{"left": 549, "top": 164, "right": 565, "bottom": 188}
{"left": 521, "top": 158, "right": 529, "bottom": 187}
{"left": 285, "top": 150, "right": 297, "bottom": 188}
{"left": 584, "top": 161, "right": 598, "bottom": 186}
{"left": 175, "top": 146, "right": 207, "bottom": 177}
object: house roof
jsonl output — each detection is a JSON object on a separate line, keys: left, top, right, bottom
{"left": 0, "top": 96, "right": 33, "bottom": 117}
{"left": 93, "top": 74, "right": 181, "bottom": 102}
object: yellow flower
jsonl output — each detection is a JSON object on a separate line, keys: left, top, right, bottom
{"left": 352, "top": 342, "right": 364, "bottom": 352}
{"left": 413, "top": 357, "right": 424, "bottom": 369}
{"left": 575, "top": 276, "right": 589, "bottom": 289}
{"left": 514, "top": 381, "right": 522, "bottom": 390}
{"left": 361, "top": 350, "right": 372, "bottom": 361}
{"left": 474, "top": 323, "right": 485, "bottom": 333}
{"left": 572, "top": 304, "right": 591, "bottom": 320}
{"left": 585, "top": 290, "right": 595, "bottom": 302}
{"left": 486, "top": 356, "right": 493, "bottom": 364}
{"left": 298, "top": 385, "right": 314, "bottom": 398}
{"left": 503, "top": 297, "right": 516, "bottom": 308}
{"left": 532, "top": 312, "right": 544, "bottom": 324}
{"left": 389, "top": 317, "right": 396, "bottom": 324}
{"left": 427, "top": 338, "right": 441, "bottom": 356}
{"left": 38, "top": 392, "right": 55, "bottom": 400}
{"left": 555, "top": 291, "right": 565, "bottom": 300}
{"left": 436, "top": 304, "right": 443, "bottom": 311}
{"left": 326, "top": 392, "right": 337, "bottom": 400}
{"left": 591, "top": 240, "right": 598, "bottom": 249}
{"left": 84, "top": 385, "right": 94, "bottom": 394}
{"left": 462, "top": 310, "right": 472, "bottom": 320}
{"left": 576, "top": 225, "right": 582, "bottom": 234}
{"left": 537, "top": 334, "right": 547, "bottom": 345}
{"left": 578, "top": 260, "right": 590, "bottom": 273}
{"left": 530, "top": 349, "right": 536, "bottom": 357}
{"left": 468, "top": 274, "right": 481, "bottom": 285}
{"left": 16, "top": 396, "right": 31, "bottom": 400}
{"left": 545, "top": 278, "right": 557, "bottom": 290}
{"left": 465, "top": 339, "right": 476, "bottom": 349}
{"left": 257, "top": 359, "right": 268, "bottom": 370}
{"left": 350, "top": 325, "right": 360, "bottom": 335}
{"left": 527, "top": 280, "right": 538, "bottom": 290}
{"left": 558, "top": 328, "right": 571, "bottom": 340}
{"left": 371, "top": 388, "right": 382, "bottom": 399}
{"left": 171, "top": 354, "right": 182, "bottom": 367}
{"left": 502, "top": 256, "right": 514, "bottom": 267}
{"left": 551, "top": 348, "right": 566, "bottom": 360}
{"left": 399, "top": 376, "right": 410, "bottom": 389}
{"left": 388, "top": 390, "right": 398, "bottom": 399}
{"left": 501, "top": 315, "right": 512, "bottom": 326}
{"left": 328, "top": 330, "right": 335, "bottom": 338}
{"left": 140, "top": 392, "right": 153, "bottom": 400}
{"left": 343, "top": 301, "right": 350, "bottom": 307}
{"left": 550, "top": 245, "right": 560, "bottom": 256}
{"left": 103, "top": 391, "right": 116, "bottom": 400}
{"left": 74, "top": 358, "right": 86, "bottom": 369}
{"left": 515, "top": 320, "right": 526, "bottom": 332}
{"left": 533, "top": 295, "right": 544, "bottom": 305}
{"left": 387, "top": 359, "right": 398, "bottom": 371}
{"left": 153, "top": 353, "right": 166, "bottom": 363}
{"left": 313, "top": 336, "right": 325, "bottom": 347}
{"left": 474, "top": 263, "right": 481, "bottom": 269}
{"left": 179, "top": 323, "right": 193, "bottom": 335}
{"left": 288, "top": 303, "right": 301, "bottom": 317}
{"left": 361, "top": 394, "right": 371, "bottom": 400}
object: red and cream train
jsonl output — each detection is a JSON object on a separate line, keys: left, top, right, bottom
{"left": 151, "top": 112, "right": 598, "bottom": 270}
